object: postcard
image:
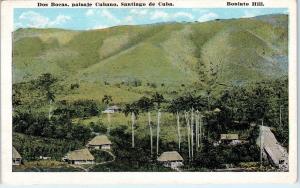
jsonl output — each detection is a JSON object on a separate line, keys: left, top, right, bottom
{"left": 1, "top": 0, "right": 297, "bottom": 184}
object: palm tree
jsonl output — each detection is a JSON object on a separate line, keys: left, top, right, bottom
{"left": 151, "top": 92, "right": 164, "bottom": 109}
{"left": 195, "top": 110, "right": 199, "bottom": 151}
{"left": 102, "top": 95, "right": 113, "bottom": 134}
{"left": 131, "top": 112, "right": 136, "bottom": 148}
{"left": 168, "top": 94, "right": 206, "bottom": 153}
{"left": 176, "top": 111, "right": 181, "bottom": 151}
{"left": 102, "top": 95, "right": 113, "bottom": 107}
{"left": 168, "top": 98, "right": 181, "bottom": 151}
{"left": 190, "top": 108, "right": 194, "bottom": 160}
{"left": 123, "top": 103, "right": 139, "bottom": 148}
{"left": 151, "top": 92, "right": 164, "bottom": 156}
{"left": 184, "top": 111, "right": 191, "bottom": 161}
{"left": 137, "top": 96, "right": 154, "bottom": 157}
{"left": 46, "top": 92, "right": 55, "bottom": 120}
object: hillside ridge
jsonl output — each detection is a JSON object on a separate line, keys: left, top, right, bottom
{"left": 13, "top": 14, "right": 288, "bottom": 91}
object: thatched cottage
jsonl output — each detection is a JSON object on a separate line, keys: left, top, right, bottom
{"left": 157, "top": 151, "right": 184, "bottom": 169}
{"left": 64, "top": 148, "right": 95, "bottom": 165}
{"left": 87, "top": 135, "right": 112, "bottom": 150}
{"left": 257, "top": 126, "right": 289, "bottom": 171}
{"left": 13, "top": 146, "right": 22, "bottom": 165}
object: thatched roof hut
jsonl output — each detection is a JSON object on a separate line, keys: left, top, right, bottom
{"left": 66, "top": 148, "right": 94, "bottom": 161}
{"left": 157, "top": 151, "right": 183, "bottom": 162}
{"left": 257, "top": 126, "right": 288, "bottom": 170}
{"left": 13, "top": 146, "right": 22, "bottom": 165}
{"left": 13, "top": 146, "right": 21, "bottom": 159}
{"left": 87, "top": 135, "right": 112, "bottom": 146}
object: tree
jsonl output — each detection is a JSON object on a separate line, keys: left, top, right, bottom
{"left": 184, "top": 111, "right": 191, "bottom": 161}
{"left": 197, "top": 53, "right": 225, "bottom": 111}
{"left": 71, "top": 124, "right": 92, "bottom": 143}
{"left": 190, "top": 109, "right": 194, "bottom": 160}
{"left": 137, "top": 96, "right": 154, "bottom": 157}
{"left": 102, "top": 95, "right": 113, "bottom": 108}
{"left": 42, "top": 124, "right": 53, "bottom": 137}
{"left": 90, "top": 122, "right": 107, "bottom": 134}
{"left": 156, "top": 110, "right": 161, "bottom": 155}
{"left": 35, "top": 73, "right": 57, "bottom": 120}
{"left": 102, "top": 95, "right": 113, "bottom": 134}
{"left": 151, "top": 92, "right": 165, "bottom": 109}
{"left": 168, "top": 97, "right": 185, "bottom": 151}
{"left": 123, "top": 102, "right": 139, "bottom": 148}
{"left": 168, "top": 93, "right": 207, "bottom": 157}
{"left": 176, "top": 111, "right": 181, "bottom": 151}
{"left": 151, "top": 92, "right": 164, "bottom": 155}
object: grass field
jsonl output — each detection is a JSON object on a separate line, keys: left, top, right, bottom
{"left": 73, "top": 111, "right": 187, "bottom": 144}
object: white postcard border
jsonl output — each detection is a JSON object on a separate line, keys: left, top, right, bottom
{"left": 1, "top": 0, "right": 297, "bottom": 184}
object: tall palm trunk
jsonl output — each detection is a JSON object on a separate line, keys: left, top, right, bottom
{"left": 195, "top": 110, "right": 199, "bottom": 152}
{"left": 107, "top": 113, "right": 111, "bottom": 135}
{"left": 148, "top": 112, "right": 153, "bottom": 157}
{"left": 156, "top": 110, "right": 161, "bottom": 155}
{"left": 260, "top": 119, "right": 264, "bottom": 168}
{"left": 176, "top": 111, "right": 181, "bottom": 151}
{"left": 191, "top": 109, "right": 194, "bottom": 160}
{"left": 185, "top": 112, "right": 191, "bottom": 161}
{"left": 48, "top": 99, "right": 53, "bottom": 120}
{"left": 131, "top": 112, "right": 135, "bottom": 148}
{"left": 199, "top": 114, "right": 202, "bottom": 150}
{"left": 207, "top": 94, "right": 211, "bottom": 111}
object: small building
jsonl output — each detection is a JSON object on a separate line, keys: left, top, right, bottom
{"left": 220, "top": 134, "right": 239, "bottom": 145}
{"left": 229, "top": 140, "right": 245, "bottom": 146}
{"left": 219, "top": 134, "right": 248, "bottom": 146}
{"left": 102, "top": 105, "right": 121, "bottom": 114}
{"left": 257, "top": 126, "right": 289, "bottom": 171}
{"left": 64, "top": 148, "right": 95, "bottom": 165}
{"left": 13, "top": 146, "right": 22, "bottom": 166}
{"left": 157, "top": 151, "right": 184, "bottom": 169}
{"left": 39, "top": 156, "right": 51, "bottom": 160}
{"left": 220, "top": 134, "right": 239, "bottom": 140}
{"left": 87, "top": 135, "right": 112, "bottom": 150}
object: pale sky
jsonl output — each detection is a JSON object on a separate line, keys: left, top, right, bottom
{"left": 14, "top": 8, "right": 288, "bottom": 30}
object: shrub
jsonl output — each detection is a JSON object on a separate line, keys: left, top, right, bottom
{"left": 70, "top": 83, "right": 79, "bottom": 90}
{"left": 90, "top": 122, "right": 107, "bottom": 134}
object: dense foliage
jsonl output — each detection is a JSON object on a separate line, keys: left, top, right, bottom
{"left": 217, "top": 76, "right": 288, "bottom": 145}
{"left": 54, "top": 99, "right": 101, "bottom": 118}
{"left": 13, "top": 111, "right": 93, "bottom": 142}
{"left": 12, "top": 72, "right": 288, "bottom": 171}
{"left": 13, "top": 133, "right": 83, "bottom": 161}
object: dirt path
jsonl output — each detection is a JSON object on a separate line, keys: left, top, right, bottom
{"left": 69, "top": 164, "right": 89, "bottom": 172}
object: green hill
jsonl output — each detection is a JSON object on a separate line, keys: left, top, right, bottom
{"left": 13, "top": 14, "right": 288, "bottom": 103}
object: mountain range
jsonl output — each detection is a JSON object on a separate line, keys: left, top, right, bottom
{"left": 13, "top": 14, "right": 288, "bottom": 103}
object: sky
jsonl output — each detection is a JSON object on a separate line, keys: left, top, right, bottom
{"left": 14, "top": 8, "right": 288, "bottom": 30}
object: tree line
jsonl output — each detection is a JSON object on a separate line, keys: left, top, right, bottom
{"left": 13, "top": 73, "right": 288, "bottom": 166}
